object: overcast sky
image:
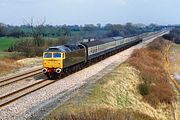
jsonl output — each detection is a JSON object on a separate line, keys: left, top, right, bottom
{"left": 0, "top": 0, "right": 180, "bottom": 25}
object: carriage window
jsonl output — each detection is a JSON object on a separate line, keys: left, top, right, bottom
{"left": 53, "top": 53, "right": 61, "bottom": 58}
{"left": 91, "top": 48, "right": 93, "bottom": 53}
{"left": 44, "top": 53, "right": 52, "bottom": 58}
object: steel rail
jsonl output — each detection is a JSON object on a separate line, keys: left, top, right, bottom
{"left": 0, "top": 68, "right": 42, "bottom": 87}
{"left": 0, "top": 79, "right": 55, "bottom": 107}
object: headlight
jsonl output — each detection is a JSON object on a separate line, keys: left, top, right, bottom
{"left": 56, "top": 68, "right": 61, "bottom": 73}
{"left": 42, "top": 68, "right": 47, "bottom": 73}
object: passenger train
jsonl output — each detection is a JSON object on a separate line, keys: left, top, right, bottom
{"left": 42, "top": 30, "right": 168, "bottom": 79}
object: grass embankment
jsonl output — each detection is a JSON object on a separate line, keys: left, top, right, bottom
{"left": 168, "top": 44, "right": 180, "bottom": 119}
{"left": 128, "top": 38, "right": 176, "bottom": 107}
{"left": 169, "top": 44, "right": 180, "bottom": 84}
{"left": 44, "top": 38, "right": 177, "bottom": 120}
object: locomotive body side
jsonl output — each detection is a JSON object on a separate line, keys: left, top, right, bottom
{"left": 63, "top": 48, "right": 86, "bottom": 68}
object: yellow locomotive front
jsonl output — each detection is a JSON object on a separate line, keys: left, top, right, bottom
{"left": 42, "top": 52, "right": 65, "bottom": 79}
{"left": 42, "top": 44, "right": 87, "bottom": 79}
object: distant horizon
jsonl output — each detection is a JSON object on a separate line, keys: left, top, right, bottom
{"left": 0, "top": 0, "right": 180, "bottom": 26}
{"left": 0, "top": 21, "right": 178, "bottom": 27}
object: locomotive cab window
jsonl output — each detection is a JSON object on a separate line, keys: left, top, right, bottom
{"left": 53, "top": 53, "right": 61, "bottom": 58}
{"left": 44, "top": 53, "right": 52, "bottom": 58}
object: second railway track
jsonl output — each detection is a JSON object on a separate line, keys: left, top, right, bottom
{"left": 0, "top": 68, "right": 42, "bottom": 87}
{"left": 0, "top": 79, "right": 56, "bottom": 107}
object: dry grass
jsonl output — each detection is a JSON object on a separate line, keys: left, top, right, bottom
{"left": 128, "top": 37, "right": 176, "bottom": 107}
{"left": 16, "top": 57, "right": 42, "bottom": 67}
{"left": 0, "top": 58, "right": 21, "bottom": 75}
{"left": 0, "top": 56, "right": 42, "bottom": 76}
{"left": 169, "top": 44, "right": 180, "bottom": 84}
{"left": 46, "top": 106, "right": 156, "bottom": 120}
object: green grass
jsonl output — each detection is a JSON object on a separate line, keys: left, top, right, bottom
{"left": 0, "top": 37, "right": 17, "bottom": 51}
{"left": 0, "top": 52, "right": 12, "bottom": 58}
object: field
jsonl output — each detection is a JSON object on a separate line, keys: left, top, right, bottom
{"left": 0, "top": 37, "right": 17, "bottom": 58}
{"left": 0, "top": 37, "right": 59, "bottom": 58}
{"left": 0, "top": 37, "right": 17, "bottom": 51}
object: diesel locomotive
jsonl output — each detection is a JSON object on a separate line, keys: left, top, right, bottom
{"left": 42, "top": 30, "right": 168, "bottom": 79}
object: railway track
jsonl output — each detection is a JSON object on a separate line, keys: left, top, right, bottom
{"left": 0, "top": 68, "right": 42, "bottom": 87}
{"left": 0, "top": 79, "right": 56, "bottom": 107}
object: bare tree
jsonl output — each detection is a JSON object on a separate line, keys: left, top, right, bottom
{"left": 24, "top": 18, "right": 46, "bottom": 47}
{"left": 16, "top": 18, "right": 47, "bottom": 57}
{"left": 0, "top": 23, "right": 6, "bottom": 37}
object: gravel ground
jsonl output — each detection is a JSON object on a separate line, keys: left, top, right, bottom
{"left": 0, "top": 35, "right": 165, "bottom": 120}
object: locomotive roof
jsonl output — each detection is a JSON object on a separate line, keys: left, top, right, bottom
{"left": 81, "top": 41, "right": 104, "bottom": 47}
{"left": 45, "top": 44, "right": 84, "bottom": 52}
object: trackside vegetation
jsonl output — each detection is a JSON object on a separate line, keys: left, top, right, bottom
{"left": 0, "top": 22, "right": 165, "bottom": 59}
{"left": 128, "top": 38, "right": 176, "bottom": 107}
{"left": 44, "top": 38, "right": 177, "bottom": 120}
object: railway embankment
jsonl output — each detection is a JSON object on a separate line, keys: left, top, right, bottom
{"left": 169, "top": 44, "right": 180, "bottom": 84}
{"left": 44, "top": 38, "right": 179, "bottom": 120}
{"left": 168, "top": 43, "right": 180, "bottom": 119}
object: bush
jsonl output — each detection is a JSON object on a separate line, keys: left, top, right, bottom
{"left": 9, "top": 38, "right": 46, "bottom": 57}
{"left": 139, "top": 83, "right": 149, "bottom": 96}
{"left": 163, "top": 28, "right": 180, "bottom": 44}
{"left": 128, "top": 38, "right": 176, "bottom": 107}
{"left": 147, "top": 37, "right": 168, "bottom": 52}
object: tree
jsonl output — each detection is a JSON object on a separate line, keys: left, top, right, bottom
{"left": 10, "top": 27, "right": 24, "bottom": 38}
{"left": 25, "top": 18, "right": 45, "bottom": 47}
{"left": 83, "top": 24, "right": 96, "bottom": 31}
{"left": 97, "top": 23, "right": 101, "bottom": 29}
{"left": 62, "top": 25, "right": 71, "bottom": 36}
{"left": 0, "top": 23, "right": 6, "bottom": 37}
{"left": 105, "top": 24, "right": 122, "bottom": 37}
